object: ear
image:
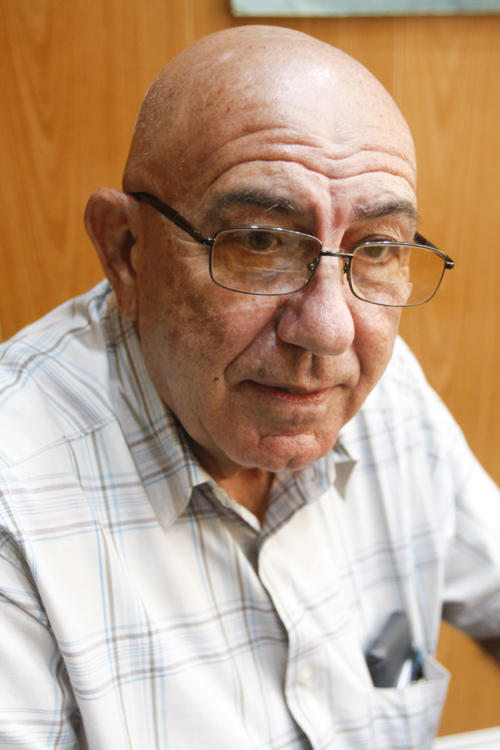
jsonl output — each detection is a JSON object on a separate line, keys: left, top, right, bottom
{"left": 85, "top": 188, "right": 140, "bottom": 320}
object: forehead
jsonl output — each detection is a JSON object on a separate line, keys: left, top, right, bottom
{"left": 188, "top": 125, "right": 416, "bottom": 234}
{"left": 150, "top": 50, "right": 416, "bottom": 224}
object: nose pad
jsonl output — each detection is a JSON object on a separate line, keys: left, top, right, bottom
{"left": 307, "top": 257, "right": 320, "bottom": 273}
{"left": 307, "top": 253, "right": 351, "bottom": 284}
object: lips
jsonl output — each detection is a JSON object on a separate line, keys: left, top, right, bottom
{"left": 250, "top": 381, "right": 332, "bottom": 405}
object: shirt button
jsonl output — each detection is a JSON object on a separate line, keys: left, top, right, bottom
{"left": 297, "top": 664, "right": 314, "bottom": 686}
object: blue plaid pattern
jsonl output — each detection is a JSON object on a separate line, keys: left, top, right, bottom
{"left": 0, "top": 281, "right": 498, "bottom": 749}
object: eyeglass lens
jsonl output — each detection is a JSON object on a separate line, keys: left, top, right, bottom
{"left": 210, "top": 228, "right": 446, "bottom": 306}
{"left": 210, "top": 228, "right": 321, "bottom": 295}
{"left": 350, "top": 243, "right": 446, "bottom": 306}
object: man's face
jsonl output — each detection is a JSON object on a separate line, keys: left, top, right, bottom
{"left": 129, "top": 57, "right": 417, "bottom": 478}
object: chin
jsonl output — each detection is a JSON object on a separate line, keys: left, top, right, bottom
{"left": 251, "top": 431, "right": 337, "bottom": 473}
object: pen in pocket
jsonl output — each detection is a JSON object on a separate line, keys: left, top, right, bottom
{"left": 365, "top": 611, "right": 423, "bottom": 688}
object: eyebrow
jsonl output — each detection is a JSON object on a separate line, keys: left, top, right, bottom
{"left": 205, "top": 190, "right": 418, "bottom": 229}
{"left": 354, "top": 199, "right": 418, "bottom": 224}
{"left": 205, "top": 188, "right": 302, "bottom": 224}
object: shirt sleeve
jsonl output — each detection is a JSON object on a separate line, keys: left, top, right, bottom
{"left": 385, "top": 338, "right": 500, "bottom": 642}
{"left": 440, "top": 422, "right": 500, "bottom": 639}
{"left": 0, "top": 524, "right": 81, "bottom": 749}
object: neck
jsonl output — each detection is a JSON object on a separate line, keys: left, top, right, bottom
{"left": 216, "top": 469, "right": 274, "bottom": 522}
{"left": 188, "top": 437, "right": 274, "bottom": 521}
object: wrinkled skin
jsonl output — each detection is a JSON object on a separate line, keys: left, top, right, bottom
{"left": 86, "top": 26, "right": 417, "bottom": 517}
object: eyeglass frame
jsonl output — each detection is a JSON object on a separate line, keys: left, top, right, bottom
{"left": 131, "top": 190, "right": 455, "bottom": 307}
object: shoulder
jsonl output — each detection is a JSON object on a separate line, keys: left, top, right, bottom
{"left": 0, "top": 282, "right": 117, "bottom": 468}
{"left": 378, "top": 336, "right": 440, "bottom": 399}
{"left": 369, "top": 335, "right": 456, "bottom": 426}
{"left": 343, "top": 336, "right": 465, "bottom": 468}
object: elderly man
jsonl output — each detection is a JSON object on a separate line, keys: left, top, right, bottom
{"left": 0, "top": 25, "right": 498, "bottom": 750}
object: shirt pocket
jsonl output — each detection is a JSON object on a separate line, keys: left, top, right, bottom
{"left": 368, "top": 654, "right": 450, "bottom": 750}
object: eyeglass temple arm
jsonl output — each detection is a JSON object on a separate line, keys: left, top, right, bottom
{"left": 132, "top": 193, "right": 455, "bottom": 273}
{"left": 132, "top": 191, "right": 209, "bottom": 246}
{"left": 414, "top": 231, "right": 454, "bottom": 269}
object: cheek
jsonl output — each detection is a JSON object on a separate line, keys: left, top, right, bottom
{"left": 353, "top": 303, "right": 401, "bottom": 378}
{"left": 134, "top": 234, "right": 222, "bottom": 353}
{"left": 135, "top": 241, "right": 278, "bottom": 390}
{"left": 138, "top": 283, "right": 228, "bottom": 384}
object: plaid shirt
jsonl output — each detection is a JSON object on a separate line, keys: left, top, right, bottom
{"left": 0, "top": 281, "right": 499, "bottom": 750}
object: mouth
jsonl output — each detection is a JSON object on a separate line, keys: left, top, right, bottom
{"left": 250, "top": 381, "right": 333, "bottom": 405}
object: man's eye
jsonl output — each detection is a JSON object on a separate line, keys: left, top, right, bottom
{"left": 245, "top": 230, "right": 278, "bottom": 252}
{"left": 358, "top": 244, "right": 391, "bottom": 259}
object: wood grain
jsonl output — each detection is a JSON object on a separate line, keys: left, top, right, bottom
{"left": 0, "top": 0, "right": 498, "bottom": 736}
{"left": 396, "top": 15, "right": 500, "bottom": 484}
{"left": 438, "top": 622, "right": 500, "bottom": 735}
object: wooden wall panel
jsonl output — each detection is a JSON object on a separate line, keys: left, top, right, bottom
{"left": 0, "top": 0, "right": 197, "bottom": 338}
{"left": 438, "top": 624, "right": 500, "bottom": 736}
{"left": 396, "top": 16, "right": 500, "bottom": 485}
{"left": 1, "top": 0, "right": 498, "bottom": 736}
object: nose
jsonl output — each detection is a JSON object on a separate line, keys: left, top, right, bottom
{"left": 276, "top": 258, "right": 355, "bottom": 356}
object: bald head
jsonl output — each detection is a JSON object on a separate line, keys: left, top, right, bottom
{"left": 86, "top": 25, "right": 419, "bottom": 485}
{"left": 123, "top": 26, "right": 415, "bottom": 201}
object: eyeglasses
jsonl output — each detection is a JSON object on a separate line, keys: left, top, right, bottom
{"left": 132, "top": 191, "right": 455, "bottom": 307}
